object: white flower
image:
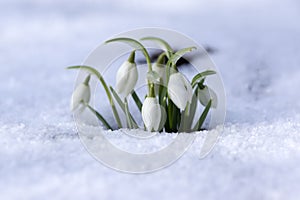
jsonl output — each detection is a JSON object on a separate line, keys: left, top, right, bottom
{"left": 70, "top": 76, "right": 91, "bottom": 111}
{"left": 168, "top": 72, "right": 193, "bottom": 111}
{"left": 142, "top": 97, "right": 166, "bottom": 131}
{"left": 115, "top": 52, "right": 138, "bottom": 98}
{"left": 198, "top": 86, "right": 218, "bottom": 108}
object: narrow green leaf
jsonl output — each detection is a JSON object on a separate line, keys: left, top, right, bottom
{"left": 172, "top": 102, "right": 179, "bottom": 132}
{"left": 167, "top": 99, "right": 173, "bottom": 131}
{"left": 158, "top": 85, "right": 165, "bottom": 104}
{"left": 171, "top": 46, "right": 197, "bottom": 65}
{"left": 67, "top": 65, "right": 122, "bottom": 128}
{"left": 187, "top": 90, "right": 198, "bottom": 127}
{"left": 124, "top": 99, "right": 133, "bottom": 129}
{"left": 163, "top": 97, "right": 170, "bottom": 132}
{"left": 193, "top": 99, "right": 212, "bottom": 131}
{"left": 140, "top": 36, "right": 173, "bottom": 59}
{"left": 191, "top": 70, "right": 216, "bottom": 87}
{"left": 86, "top": 104, "right": 113, "bottom": 130}
{"left": 131, "top": 91, "right": 142, "bottom": 112}
{"left": 179, "top": 89, "right": 198, "bottom": 132}
{"left": 109, "top": 86, "right": 138, "bottom": 128}
{"left": 110, "top": 86, "right": 125, "bottom": 110}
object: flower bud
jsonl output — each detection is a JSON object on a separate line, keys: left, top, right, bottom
{"left": 168, "top": 72, "right": 193, "bottom": 111}
{"left": 142, "top": 97, "right": 166, "bottom": 131}
{"left": 70, "top": 75, "right": 91, "bottom": 111}
{"left": 115, "top": 51, "right": 138, "bottom": 98}
{"left": 198, "top": 86, "right": 218, "bottom": 108}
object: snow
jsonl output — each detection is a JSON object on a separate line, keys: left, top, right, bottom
{"left": 1, "top": 0, "right": 300, "bottom": 199}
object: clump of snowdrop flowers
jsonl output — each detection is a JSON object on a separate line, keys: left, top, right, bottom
{"left": 68, "top": 36, "right": 218, "bottom": 133}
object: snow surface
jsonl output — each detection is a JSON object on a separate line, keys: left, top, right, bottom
{"left": 1, "top": 0, "right": 300, "bottom": 199}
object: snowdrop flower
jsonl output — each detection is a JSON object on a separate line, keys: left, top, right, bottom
{"left": 70, "top": 75, "right": 91, "bottom": 111}
{"left": 168, "top": 72, "right": 193, "bottom": 111}
{"left": 142, "top": 97, "right": 166, "bottom": 131}
{"left": 198, "top": 86, "right": 218, "bottom": 108}
{"left": 115, "top": 51, "right": 138, "bottom": 98}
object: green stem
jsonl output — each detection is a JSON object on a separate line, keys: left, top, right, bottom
{"left": 157, "top": 52, "right": 166, "bottom": 64}
{"left": 149, "top": 84, "right": 155, "bottom": 97}
{"left": 165, "top": 59, "right": 172, "bottom": 84}
{"left": 105, "top": 37, "right": 152, "bottom": 71}
{"left": 140, "top": 37, "right": 173, "bottom": 59}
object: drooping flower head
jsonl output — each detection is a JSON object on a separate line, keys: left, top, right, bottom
{"left": 198, "top": 85, "right": 218, "bottom": 108}
{"left": 168, "top": 72, "right": 193, "bottom": 111}
{"left": 115, "top": 51, "right": 138, "bottom": 98}
{"left": 142, "top": 97, "right": 166, "bottom": 132}
{"left": 70, "top": 75, "right": 91, "bottom": 111}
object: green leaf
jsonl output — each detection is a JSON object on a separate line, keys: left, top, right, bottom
{"left": 171, "top": 46, "right": 197, "bottom": 65}
{"left": 172, "top": 102, "right": 180, "bottom": 132}
{"left": 188, "top": 92, "right": 198, "bottom": 128}
{"left": 124, "top": 99, "right": 133, "bottom": 129}
{"left": 167, "top": 99, "right": 173, "bottom": 131}
{"left": 85, "top": 104, "right": 113, "bottom": 130}
{"left": 131, "top": 91, "right": 142, "bottom": 112}
{"left": 67, "top": 65, "right": 122, "bottom": 128}
{"left": 167, "top": 99, "right": 179, "bottom": 132}
{"left": 140, "top": 36, "right": 173, "bottom": 59}
{"left": 191, "top": 70, "right": 216, "bottom": 87}
{"left": 109, "top": 86, "right": 138, "bottom": 128}
{"left": 193, "top": 99, "right": 212, "bottom": 131}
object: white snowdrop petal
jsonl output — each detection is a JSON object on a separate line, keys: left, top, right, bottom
{"left": 168, "top": 85, "right": 188, "bottom": 110}
{"left": 142, "top": 97, "right": 163, "bottom": 131}
{"left": 70, "top": 83, "right": 91, "bottom": 111}
{"left": 115, "top": 61, "right": 138, "bottom": 98}
{"left": 158, "top": 105, "right": 167, "bottom": 131}
{"left": 182, "top": 75, "right": 193, "bottom": 103}
{"left": 168, "top": 72, "right": 192, "bottom": 110}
